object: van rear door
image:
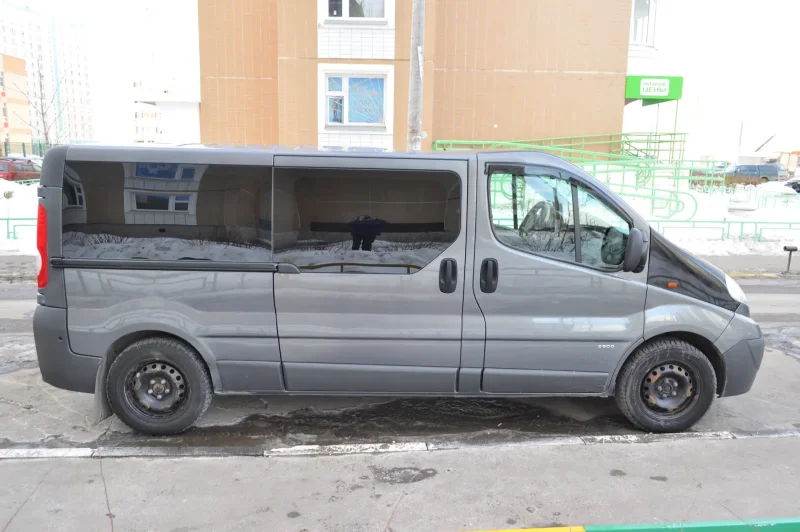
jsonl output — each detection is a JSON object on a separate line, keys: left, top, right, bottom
{"left": 272, "top": 154, "right": 468, "bottom": 393}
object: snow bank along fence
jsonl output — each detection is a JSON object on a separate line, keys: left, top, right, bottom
{"left": 471, "top": 518, "right": 800, "bottom": 531}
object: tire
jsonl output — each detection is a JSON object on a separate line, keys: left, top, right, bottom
{"left": 106, "top": 337, "right": 212, "bottom": 435}
{"left": 761, "top": 176, "right": 769, "bottom": 182}
{"left": 615, "top": 338, "right": 716, "bottom": 433}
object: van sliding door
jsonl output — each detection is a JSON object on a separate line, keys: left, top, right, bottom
{"left": 272, "top": 155, "right": 468, "bottom": 393}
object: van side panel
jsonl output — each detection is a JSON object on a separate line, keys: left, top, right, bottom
{"left": 64, "top": 269, "right": 281, "bottom": 392}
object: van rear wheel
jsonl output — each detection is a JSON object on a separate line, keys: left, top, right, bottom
{"left": 106, "top": 337, "right": 212, "bottom": 435}
{"left": 615, "top": 338, "right": 716, "bottom": 432}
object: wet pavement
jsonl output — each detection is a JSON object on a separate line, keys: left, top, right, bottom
{"left": 1, "top": 275, "right": 799, "bottom": 452}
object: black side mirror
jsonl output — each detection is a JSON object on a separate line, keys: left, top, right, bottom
{"left": 623, "top": 228, "right": 644, "bottom": 272}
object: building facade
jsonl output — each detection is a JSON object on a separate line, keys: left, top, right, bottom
{"left": 129, "top": 0, "right": 201, "bottom": 145}
{"left": 0, "top": 53, "right": 32, "bottom": 146}
{"left": 198, "top": 0, "right": 633, "bottom": 150}
{"left": 0, "top": 0, "right": 94, "bottom": 144}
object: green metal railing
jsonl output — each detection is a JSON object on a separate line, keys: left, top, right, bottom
{"left": 433, "top": 132, "right": 688, "bottom": 161}
{"left": 649, "top": 219, "right": 800, "bottom": 242}
{"left": 464, "top": 140, "right": 723, "bottom": 220}
{"left": 2, "top": 218, "right": 37, "bottom": 240}
{"left": 2, "top": 141, "right": 48, "bottom": 158}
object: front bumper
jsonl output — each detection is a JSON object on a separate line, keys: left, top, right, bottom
{"left": 33, "top": 305, "right": 100, "bottom": 394}
{"left": 719, "top": 336, "right": 765, "bottom": 397}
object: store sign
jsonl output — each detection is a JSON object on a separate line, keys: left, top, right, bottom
{"left": 640, "top": 78, "right": 670, "bottom": 97}
{"left": 625, "top": 75, "right": 683, "bottom": 102}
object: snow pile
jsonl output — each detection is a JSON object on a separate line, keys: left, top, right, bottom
{"left": 62, "top": 233, "right": 451, "bottom": 273}
{"left": 0, "top": 180, "right": 38, "bottom": 254}
{"left": 62, "top": 232, "right": 274, "bottom": 262}
{"left": 757, "top": 181, "right": 797, "bottom": 196}
{"left": 275, "top": 240, "right": 450, "bottom": 273}
{"left": 0, "top": 180, "right": 38, "bottom": 219}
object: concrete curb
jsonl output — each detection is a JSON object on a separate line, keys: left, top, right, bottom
{"left": 1, "top": 428, "right": 799, "bottom": 460}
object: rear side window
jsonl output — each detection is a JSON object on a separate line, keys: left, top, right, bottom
{"left": 272, "top": 167, "right": 461, "bottom": 274}
{"left": 0, "top": 163, "right": 8, "bottom": 172}
{"left": 61, "top": 161, "right": 273, "bottom": 262}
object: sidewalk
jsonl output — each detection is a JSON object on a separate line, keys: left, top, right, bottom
{"left": 1, "top": 437, "right": 799, "bottom": 531}
{"left": 700, "top": 254, "right": 796, "bottom": 275}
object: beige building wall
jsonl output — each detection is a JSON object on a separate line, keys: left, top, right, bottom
{"left": 198, "top": 0, "right": 632, "bottom": 149}
{"left": 198, "top": 0, "right": 280, "bottom": 144}
{"left": 0, "top": 54, "right": 33, "bottom": 144}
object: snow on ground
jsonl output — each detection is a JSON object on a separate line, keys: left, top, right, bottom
{"left": 62, "top": 232, "right": 275, "bottom": 262}
{"left": 275, "top": 240, "right": 449, "bottom": 273}
{"left": 62, "top": 233, "right": 450, "bottom": 273}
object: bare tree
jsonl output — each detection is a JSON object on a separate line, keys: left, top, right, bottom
{"left": 11, "top": 61, "right": 67, "bottom": 148}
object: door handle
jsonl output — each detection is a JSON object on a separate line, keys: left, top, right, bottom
{"left": 480, "top": 258, "right": 498, "bottom": 293}
{"left": 439, "top": 258, "right": 458, "bottom": 294}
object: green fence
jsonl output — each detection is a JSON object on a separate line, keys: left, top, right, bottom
{"left": 2, "top": 141, "right": 48, "bottom": 158}
{"left": 2, "top": 218, "right": 37, "bottom": 240}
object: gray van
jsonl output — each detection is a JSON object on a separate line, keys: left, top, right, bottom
{"left": 33, "top": 146, "right": 764, "bottom": 435}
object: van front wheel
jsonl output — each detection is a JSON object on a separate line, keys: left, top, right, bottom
{"left": 615, "top": 338, "right": 716, "bottom": 432}
{"left": 106, "top": 337, "right": 212, "bottom": 435}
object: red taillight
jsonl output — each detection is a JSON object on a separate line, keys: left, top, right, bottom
{"left": 37, "top": 204, "right": 48, "bottom": 288}
{"left": 0, "top": 172, "right": 9, "bottom": 179}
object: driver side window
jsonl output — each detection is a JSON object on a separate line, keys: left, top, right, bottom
{"left": 489, "top": 167, "right": 631, "bottom": 270}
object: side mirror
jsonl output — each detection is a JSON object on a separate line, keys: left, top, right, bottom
{"left": 623, "top": 228, "right": 645, "bottom": 272}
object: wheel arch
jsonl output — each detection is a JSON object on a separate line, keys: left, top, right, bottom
{"left": 103, "top": 330, "right": 220, "bottom": 391}
{"left": 609, "top": 332, "right": 725, "bottom": 396}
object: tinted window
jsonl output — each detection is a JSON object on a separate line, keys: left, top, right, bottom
{"left": 760, "top": 165, "right": 777, "bottom": 176}
{"left": 273, "top": 168, "right": 461, "bottom": 274}
{"left": 61, "top": 161, "right": 272, "bottom": 262}
{"left": 0, "top": 163, "right": 8, "bottom": 172}
{"left": 489, "top": 167, "right": 630, "bottom": 270}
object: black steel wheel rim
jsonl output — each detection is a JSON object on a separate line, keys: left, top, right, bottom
{"left": 124, "top": 360, "right": 188, "bottom": 418}
{"left": 641, "top": 362, "right": 697, "bottom": 415}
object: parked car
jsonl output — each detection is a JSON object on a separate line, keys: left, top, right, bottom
{"left": 33, "top": 145, "right": 764, "bottom": 435}
{"left": 0, "top": 157, "right": 42, "bottom": 182}
{"left": 725, "top": 164, "right": 780, "bottom": 184}
{"left": 760, "top": 163, "right": 790, "bottom": 180}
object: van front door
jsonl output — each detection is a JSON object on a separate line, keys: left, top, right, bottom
{"left": 272, "top": 155, "right": 468, "bottom": 393}
{"left": 474, "top": 158, "right": 648, "bottom": 394}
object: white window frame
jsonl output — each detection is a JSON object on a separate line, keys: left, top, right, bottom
{"left": 129, "top": 191, "right": 197, "bottom": 214}
{"left": 318, "top": 0, "right": 395, "bottom": 28}
{"left": 318, "top": 63, "right": 394, "bottom": 133}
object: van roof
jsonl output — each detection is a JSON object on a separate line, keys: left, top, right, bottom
{"left": 59, "top": 144, "right": 558, "bottom": 164}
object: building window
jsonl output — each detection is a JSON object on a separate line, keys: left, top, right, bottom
{"left": 327, "top": 0, "right": 385, "bottom": 19}
{"left": 325, "top": 75, "right": 385, "bottom": 125}
{"left": 319, "top": 64, "right": 394, "bottom": 131}
{"left": 631, "top": 0, "right": 657, "bottom": 47}
{"left": 133, "top": 193, "right": 195, "bottom": 213}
